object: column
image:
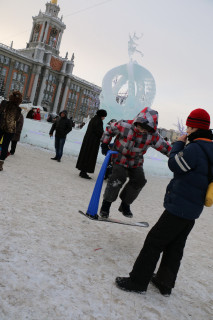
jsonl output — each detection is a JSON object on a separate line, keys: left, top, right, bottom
{"left": 30, "top": 65, "right": 41, "bottom": 103}
{"left": 29, "top": 22, "right": 35, "bottom": 43}
{"left": 43, "top": 22, "right": 50, "bottom": 43}
{"left": 52, "top": 75, "right": 64, "bottom": 113}
{"left": 39, "top": 22, "right": 45, "bottom": 42}
{"left": 60, "top": 78, "right": 71, "bottom": 111}
{"left": 4, "top": 59, "right": 15, "bottom": 97}
{"left": 56, "top": 31, "right": 63, "bottom": 50}
{"left": 37, "top": 68, "right": 49, "bottom": 106}
{"left": 61, "top": 60, "right": 67, "bottom": 73}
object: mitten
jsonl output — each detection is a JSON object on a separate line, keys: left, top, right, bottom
{"left": 101, "top": 143, "right": 109, "bottom": 155}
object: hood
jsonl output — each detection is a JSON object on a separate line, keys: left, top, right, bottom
{"left": 59, "top": 110, "right": 68, "bottom": 117}
{"left": 133, "top": 107, "right": 158, "bottom": 132}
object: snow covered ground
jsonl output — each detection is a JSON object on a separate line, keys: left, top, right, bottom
{"left": 0, "top": 141, "right": 212, "bottom": 320}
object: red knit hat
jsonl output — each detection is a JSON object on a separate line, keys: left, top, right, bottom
{"left": 186, "top": 108, "right": 210, "bottom": 130}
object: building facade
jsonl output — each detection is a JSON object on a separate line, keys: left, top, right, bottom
{"left": 0, "top": 0, "right": 101, "bottom": 122}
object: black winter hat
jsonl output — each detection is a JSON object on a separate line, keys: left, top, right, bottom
{"left": 96, "top": 109, "right": 107, "bottom": 117}
{"left": 59, "top": 110, "right": 68, "bottom": 116}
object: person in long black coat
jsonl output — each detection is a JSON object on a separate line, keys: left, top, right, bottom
{"left": 76, "top": 109, "right": 107, "bottom": 179}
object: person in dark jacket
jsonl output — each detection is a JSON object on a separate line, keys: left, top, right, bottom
{"left": 49, "top": 109, "right": 72, "bottom": 162}
{"left": 26, "top": 107, "right": 36, "bottom": 119}
{"left": 76, "top": 109, "right": 107, "bottom": 179}
{"left": 115, "top": 108, "right": 213, "bottom": 297}
{"left": 9, "top": 113, "right": 24, "bottom": 155}
{"left": 0, "top": 91, "right": 22, "bottom": 171}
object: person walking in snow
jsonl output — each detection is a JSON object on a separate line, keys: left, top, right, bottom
{"left": 0, "top": 91, "right": 22, "bottom": 171}
{"left": 49, "top": 110, "right": 72, "bottom": 162}
{"left": 115, "top": 108, "right": 213, "bottom": 296}
{"left": 76, "top": 109, "right": 107, "bottom": 179}
{"left": 26, "top": 107, "right": 36, "bottom": 119}
{"left": 99, "top": 107, "right": 171, "bottom": 218}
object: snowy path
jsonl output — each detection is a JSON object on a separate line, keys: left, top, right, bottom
{"left": 0, "top": 143, "right": 212, "bottom": 320}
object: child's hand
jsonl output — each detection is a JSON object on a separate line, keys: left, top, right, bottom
{"left": 178, "top": 134, "right": 187, "bottom": 143}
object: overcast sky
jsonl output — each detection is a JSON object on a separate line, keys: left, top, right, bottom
{"left": 0, "top": 0, "right": 213, "bottom": 129}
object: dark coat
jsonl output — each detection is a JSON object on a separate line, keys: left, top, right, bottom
{"left": 76, "top": 115, "right": 104, "bottom": 173}
{"left": 0, "top": 100, "right": 21, "bottom": 133}
{"left": 49, "top": 114, "right": 72, "bottom": 138}
{"left": 164, "top": 138, "right": 213, "bottom": 220}
{"left": 12, "top": 113, "right": 24, "bottom": 141}
{"left": 26, "top": 109, "right": 34, "bottom": 119}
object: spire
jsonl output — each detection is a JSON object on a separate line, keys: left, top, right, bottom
{"left": 51, "top": 0, "right": 57, "bottom": 4}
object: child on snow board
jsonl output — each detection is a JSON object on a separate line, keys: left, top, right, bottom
{"left": 100, "top": 107, "right": 171, "bottom": 218}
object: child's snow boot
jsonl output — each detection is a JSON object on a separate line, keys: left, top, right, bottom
{"left": 151, "top": 274, "right": 172, "bottom": 297}
{"left": 118, "top": 202, "right": 133, "bottom": 218}
{"left": 99, "top": 200, "right": 111, "bottom": 218}
{"left": 115, "top": 277, "right": 146, "bottom": 294}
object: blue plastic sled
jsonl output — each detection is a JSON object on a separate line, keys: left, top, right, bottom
{"left": 86, "top": 150, "right": 118, "bottom": 219}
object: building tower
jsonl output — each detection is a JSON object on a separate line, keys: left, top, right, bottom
{"left": 0, "top": 0, "right": 101, "bottom": 120}
{"left": 21, "top": 0, "right": 66, "bottom": 60}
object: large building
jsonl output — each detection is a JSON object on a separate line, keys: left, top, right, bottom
{"left": 0, "top": 0, "right": 101, "bottom": 122}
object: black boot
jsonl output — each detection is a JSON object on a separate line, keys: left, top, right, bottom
{"left": 151, "top": 274, "right": 172, "bottom": 297}
{"left": 115, "top": 277, "right": 146, "bottom": 294}
{"left": 118, "top": 202, "right": 133, "bottom": 218}
{"left": 80, "top": 171, "right": 92, "bottom": 179}
{"left": 99, "top": 200, "right": 111, "bottom": 218}
{"left": 51, "top": 157, "right": 58, "bottom": 160}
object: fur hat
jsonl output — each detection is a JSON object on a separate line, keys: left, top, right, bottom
{"left": 186, "top": 108, "right": 210, "bottom": 130}
{"left": 96, "top": 109, "right": 107, "bottom": 117}
{"left": 9, "top": 91, "right": 22, "bottom": 105}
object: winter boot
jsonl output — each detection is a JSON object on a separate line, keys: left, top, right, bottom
{"left": 99, "top": 200, "right": 111, "bottom": 218}
{"left": 115, "top": 277, "right": 146, "bottom": 294}
{"left": 51, "top": 157, "right": 58, "bottom": 160}
{"left": 0, "top": 160, "right": 4, "bottom": 171}
{"left": 118, "top": 202, "right": 133, "bottom": 218}
{"left": 80, "top": 171, "right": 92, "bottom": 179}
{"left": 151, "top": 274, "right": 172, "bottom": 297}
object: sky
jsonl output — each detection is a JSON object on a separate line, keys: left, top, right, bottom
{"left": 0, "top": 0, "right": 213, "bottom": 129}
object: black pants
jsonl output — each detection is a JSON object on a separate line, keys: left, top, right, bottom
{"left": 129, "top": 210, "right": 195, "bottom": 290}
{"left": 0, "top": 130, "right": 14, "bottom": 160}
{"left": 10, "top": 141, "right": 18, "bottom": 154}
{"left": 103, "top": 164, "right": 147, "bottom": 204}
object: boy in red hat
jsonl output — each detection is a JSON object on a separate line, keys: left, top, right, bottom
{"left": 115, "top": 108, "right": 213, "bottom": 296}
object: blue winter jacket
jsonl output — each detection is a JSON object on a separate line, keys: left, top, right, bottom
{"left": 164, "top": 139, "right": 213, "bottom": 220}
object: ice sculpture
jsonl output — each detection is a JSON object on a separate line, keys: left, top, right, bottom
{"left": 100, "top": 33, "right": 156, "bottom": 122}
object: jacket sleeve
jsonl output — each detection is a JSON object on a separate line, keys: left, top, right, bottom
{"left": 151, "top": 132, "right": 172, "bottom": 156}
{"left": 49, "top": 122, "right": 56, "bottom": 135}
{"left": 168, "top": 141, "right": 198, "bottom": 174}
{"left": 16, "top": 114, "right": 24, "bottom": 134}
{"left": 66, "top": 119, "right": 72, "bottom": 134}
{"left": 101, "top": 121, "right": 122, "bottom": 144}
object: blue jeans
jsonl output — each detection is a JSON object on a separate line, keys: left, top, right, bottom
{"left": 55, "top": 136, "right": 66, "bottom": 160}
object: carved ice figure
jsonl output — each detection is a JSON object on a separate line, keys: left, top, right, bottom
{"left": 100, "top": 33, "right": 156, "bottom": 123}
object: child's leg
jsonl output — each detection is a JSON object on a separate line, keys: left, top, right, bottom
{"left": 119, "top": 166, "right": 147, "bottom": 204}
{"left": 103, "top": 164, "right": 127, "bottom": 202}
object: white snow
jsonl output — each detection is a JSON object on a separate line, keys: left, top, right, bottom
{"left": 0, "top": 120, "right": 212, "bottom": 320}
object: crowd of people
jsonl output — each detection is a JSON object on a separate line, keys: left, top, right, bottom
{"left": 0, "top": 90, "right": 212, "bottom": 298}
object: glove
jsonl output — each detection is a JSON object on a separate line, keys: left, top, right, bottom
{"left": 101, "top": 143, "right": 109, "bottom": 155}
